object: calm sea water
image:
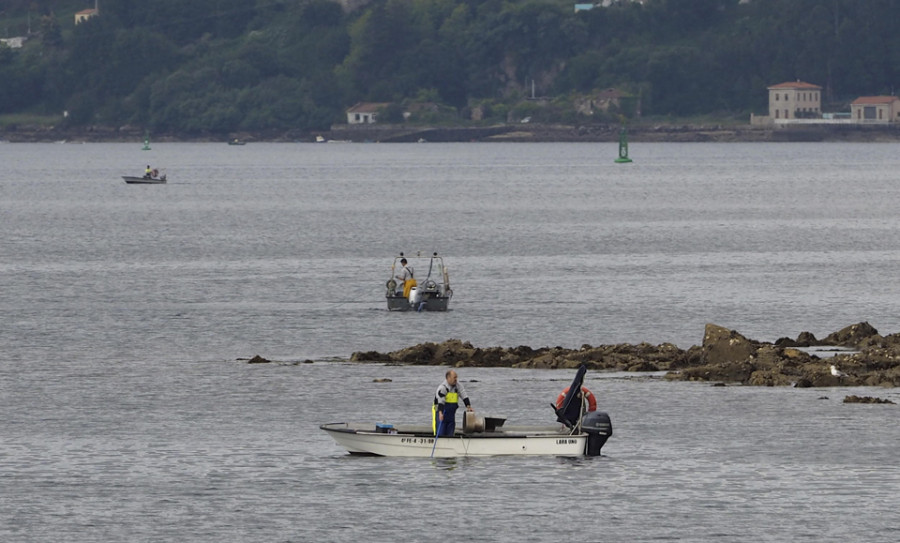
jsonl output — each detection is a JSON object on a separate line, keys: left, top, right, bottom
{"left": 2, "top": 141, "right": 899, "bottom": 542}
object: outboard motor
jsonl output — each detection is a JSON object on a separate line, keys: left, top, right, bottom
{"left": 408, "top": 286, "right": 421, "bottom": 305}
{"left": 582, "top": 410, "right": 612, "bottom": 456}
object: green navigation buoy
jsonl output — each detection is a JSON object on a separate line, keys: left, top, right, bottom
{"left": 614, "top": 122, "right": 632, "bottom": 163}
{"left": 142, "top": 131, "right": 151, "bottom": 151}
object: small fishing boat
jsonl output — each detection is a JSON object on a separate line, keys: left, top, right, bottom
{"left": 228, "top": 138, "right": 246, "bottom": 145}
{"left": 385, "top": 252, "right": 452, "bottom": 312}
{"left": 320, "top": 365, "right": 612, "bottom": 458}
{"left": 123, "top": 168, "right": 166, "bottom": 184}
{"left": 123, "top": 175, "right": 166, "bottom": 184}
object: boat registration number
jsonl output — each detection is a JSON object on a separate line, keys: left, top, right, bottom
{"left": 556, "top": 439, "right": 578, "bottom": 445}
{"left": 401, "top": 437, "right": 435, "bottom": 445}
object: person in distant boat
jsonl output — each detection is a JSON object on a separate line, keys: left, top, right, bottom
{"left": 433, "top": 369, "right": 473, "bottom": 437}
{"left": 145, "top": 165, "right": 152, "bottom": 178}
{"left": 394, "top": 258, "right": 415, "bottom": 296}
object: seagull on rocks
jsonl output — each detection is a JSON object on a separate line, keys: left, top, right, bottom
{"left": 830, "top": 365, "right": 847, "bottom": 377}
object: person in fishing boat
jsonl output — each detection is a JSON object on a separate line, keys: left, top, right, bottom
{"left": 144, "top": 165, "right": 152, "bottom": 178}
{"left": 394, "top": 258, "right": 416, "bottom": 297}
{"left": 433, "top": 369, "right": 473, "bottom": 437}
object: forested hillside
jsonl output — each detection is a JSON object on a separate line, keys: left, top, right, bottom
{"left": 2, "top": 0, "right": 899, "bottom": 134}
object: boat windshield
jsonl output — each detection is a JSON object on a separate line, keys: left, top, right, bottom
{"left": 423, "top": 257, "right": 443, "bottom": 283}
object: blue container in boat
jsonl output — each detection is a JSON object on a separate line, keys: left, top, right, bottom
{"left": 375, "top": 423, "right": 393, "bottom": 433}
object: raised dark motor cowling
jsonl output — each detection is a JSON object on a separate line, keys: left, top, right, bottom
{"left": 582, "top": 410, "right": 613, "bottom": 456}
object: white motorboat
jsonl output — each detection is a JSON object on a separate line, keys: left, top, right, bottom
{"left": 321, "top": 365, "right": 612, "bottom": 458}
{"left": 320, "top": 421, "right": 595, "bottom": 457}
{"left": 385, "top": 252, "right": 452, "bottom": 312}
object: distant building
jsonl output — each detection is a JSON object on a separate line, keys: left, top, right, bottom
{"left": 574, "top": 88, "right": 632, "bottom": 116}
{"left": 346, "top": 102, "right": 388, "bottom": 124}
{"left": 593, "top": 88, "right": 627, "bottom": 112}
{"left": 752, "top": 81, "right": 900, "bottom": 126}
{"left": 0, "top": 37, "right": 27, "bottom": 49}
{"left": 850, "top": 96, "right": 900, "bottom": 123}
{"left": 75, "top": 8, "right": 98, "bottom": 24}
{"left": 575, "top": 1, "right": 644, "bottom": 11}
{"left": 767, "top": 80, "right": 822, "bottom": 120}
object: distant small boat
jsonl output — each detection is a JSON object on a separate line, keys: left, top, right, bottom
{"left": 386, "top": 252, "right": 452, "bottom": 312}
{"left": 228, "top": 138, "right": 246, "bottom": 146}
{"left": 123, "top": 175, "right": 166, "bottom": 184}
{"left": 315, "top": 135, "right": 351, "bottom": 143}
{"left": 123, "top": 168, "right": 166, "bottom": 184}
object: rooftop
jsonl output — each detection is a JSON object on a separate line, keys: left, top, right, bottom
{"left": 851, "top": 96, "right": 900, "bottom": 105}
{"left": 768, "top": 81, "right": 822, "bottom": 90}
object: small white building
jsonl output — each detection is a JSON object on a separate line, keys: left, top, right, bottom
{"left": 0, "top": 36, "right": 27, "bottom": 49}
{"left": 850, "top": 96, "right": 900, "bottom": 123}
{"left": 767, "top": 80, "right": 822, "bottom": 120}
{"left": 346, "top": 102, "right": 388, "bottom": 124}
{"left": 76, "top": 0, "right": 100, "bottom": 23}
{"left": 75, "top": 8, "right": 98, "bottom": 24}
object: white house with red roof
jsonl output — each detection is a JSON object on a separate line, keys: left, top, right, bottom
{"left": 752, "top": 80, "right": 900, "bottom": 126}
{"left": 346, "top": 102, "right": 389, "bottom": 124}
{"left": 850, "top": 96, "right": 900, "bottom": 123}
{"left": 767, "top": 80, "right": 822, "bottom": 120}
{"left": 75, "top": 7, "right": 98, "bottom": 24}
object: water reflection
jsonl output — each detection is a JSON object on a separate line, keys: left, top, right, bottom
{"left": 431, "top": 458, "right": 459, "bottom": 471}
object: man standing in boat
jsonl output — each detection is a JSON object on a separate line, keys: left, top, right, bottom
{"left": 395, "top": 258, "right": 416, "bottom": 297}
{"left": 434, "top": 370, "right": 473, "bottom": 437}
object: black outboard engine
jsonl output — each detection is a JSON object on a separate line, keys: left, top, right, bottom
{"left": 581, "top": 411, "right": 613, "bottom": 456}
{"left": 554, "top": 364, "right": 614, "bottom": 456}
{"left": 554, "top": 364, "right": 587, "bottom": 428}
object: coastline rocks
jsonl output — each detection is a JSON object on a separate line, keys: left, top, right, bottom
{"left": 843, "top": 395, "right": 895, "bottom": 404}
{"left": 701, "top": 324, "right": 758, "bottom": 365}
{"left": 821, "top": 321, "right": 879, "bottom": 346}
{"left": 349, "top": 322, "right": 900, "bottom": 387}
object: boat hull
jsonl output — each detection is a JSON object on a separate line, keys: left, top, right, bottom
{"left": 321, "top": 422, "right": 595, "bottom": 457}
{"left": 123, "top": 176, "right": 166, "bottom": 184}
{"left": 386, "top": 294, "right": 450, "bottom": 312}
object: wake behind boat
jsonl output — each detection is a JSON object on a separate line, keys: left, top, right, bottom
{"left": 385, "top": 252, "right": 452, "bottom": 311}
{"left": 320, "top": 365, "right": 612, "bottom": 458}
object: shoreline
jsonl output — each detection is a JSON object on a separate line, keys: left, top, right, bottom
{"left": 5, "top": 122, "right": 900, "bottom": 144}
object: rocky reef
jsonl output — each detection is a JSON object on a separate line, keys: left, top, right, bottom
{"left": 350, "top": 322, "right": 900, "bottom": 388}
